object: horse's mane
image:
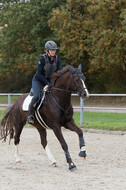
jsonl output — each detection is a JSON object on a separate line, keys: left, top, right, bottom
{"left": 53, "top": 66, "right": 69, "bottom": 85}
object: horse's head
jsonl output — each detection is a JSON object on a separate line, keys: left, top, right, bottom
{"left": 68, "top": 65, "right": 90, "bottom": 99}
{"left": 53, "top": 65, "right": 89, "bottom": 99}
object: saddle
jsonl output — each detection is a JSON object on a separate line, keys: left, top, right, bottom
{"left": 22, "top": 89, "right": 49, "bottom": 129}
{"left": 22, "top": 88, "right": 44, "bottom": 111}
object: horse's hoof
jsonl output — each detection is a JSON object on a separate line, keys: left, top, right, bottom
{"left": 69, "top": 162, "right": 77, "bottom": 171}
{"left": 79, "top": 150, "right": 86, "bottom": 158}
{"left": 80, "top": 156, "right": 85, "bottom": 160}
{"left": 70, "top": 166, "right": 77, "bottom": 172}
{"left": 15, "top": 157, "right": 21, "bottom": 164}
{"left": 52, "top": 162, "right": 57, "bottom": 167}
{"left": 15, "top": 160, "right": 21, "bottom": 164}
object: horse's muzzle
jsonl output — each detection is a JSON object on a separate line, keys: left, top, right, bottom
{"left": 79, "top": 89, "right": 90, "bottom": 99}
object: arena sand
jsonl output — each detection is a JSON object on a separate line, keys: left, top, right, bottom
{"left": 0, "top": 128, "right": 126, "bottom": 190}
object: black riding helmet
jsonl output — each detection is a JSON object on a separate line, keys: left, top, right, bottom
{"left": 45, "top": 41, "right": 58, "bottom": 50}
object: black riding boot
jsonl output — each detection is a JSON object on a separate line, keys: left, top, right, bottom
{"left": 27, "top": 98, "right": 37, "bottom": 124}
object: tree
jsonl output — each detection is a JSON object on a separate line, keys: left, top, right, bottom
{"left": 49, "top": 0, "right": 91, "bottom": 68}
{"left": 0, "top": 0, "right": 66, "bottom": 92}
{"left": 86, "top": 0, "right": 126, "bottom": 92}
{"left": 49, "top": 0, "right": 126, "bottom": 93}
{"left": 87, "top": 0, "right": 126, "bottom": 69}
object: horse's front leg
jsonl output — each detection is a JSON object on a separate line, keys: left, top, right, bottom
{"left": 64, "top": 118, "right": 86, "bottom": 159}
{"left": 53, "top": 127, "right": 76, "bottom": 171}
{"left": 37, "top": 128, "right": 56, "bottom": 166}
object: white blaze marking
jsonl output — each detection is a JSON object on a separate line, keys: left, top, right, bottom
{"left": 45, "top": 145, "right": 56, "bottom": 164}
{"left": 81, "top": 79, "right": 90, "bottom": 98}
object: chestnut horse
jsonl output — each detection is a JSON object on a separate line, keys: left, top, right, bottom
{"left": 0, "top": 65, "right": 89, "bottom": 171}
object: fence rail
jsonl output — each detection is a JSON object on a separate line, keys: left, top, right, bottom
{"left": 0, "top": 93, "right": 126, "bottom": 126}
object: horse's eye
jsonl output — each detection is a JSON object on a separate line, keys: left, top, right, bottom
{"left": 74, "top": 78, "right": 80, "bottom": 82}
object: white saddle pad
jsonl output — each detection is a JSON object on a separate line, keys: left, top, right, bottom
{"left": 22, "top": 95, "right": 33, "bottom": 111}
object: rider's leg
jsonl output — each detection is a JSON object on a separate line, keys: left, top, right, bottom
{"left": 27, "top": 97, "right": 37, "bottom": 124}
{"left": 27, "top": 79, "right": 42, "bottom": 124}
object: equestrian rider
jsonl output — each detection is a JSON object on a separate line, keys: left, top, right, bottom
{"left": 27, "top": 41, "right": 62, "bottom": 124}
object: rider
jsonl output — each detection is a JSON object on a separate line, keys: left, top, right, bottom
{"left": 27, "top": 40, "right": 62, "bottom": 124}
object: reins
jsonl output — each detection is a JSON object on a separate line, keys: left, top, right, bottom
{"left": 50, "top": 90, "right": 71, "bottom": 113}
{"left": 51, "top": 87, "right": 72, "bottom": 93}
{"left": 49, "top": 86, "right": 87, "bottom": 113}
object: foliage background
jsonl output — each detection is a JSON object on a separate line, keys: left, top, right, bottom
{"left": 0, "top": 0, "right": 126, "bottom": 93}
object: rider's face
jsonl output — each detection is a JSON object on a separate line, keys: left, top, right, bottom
{"left": 48, "top": 49, "right": 56, "bottom": 57}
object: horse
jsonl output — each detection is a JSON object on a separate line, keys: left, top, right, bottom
{"left": 0, "top": 65, "right": 89, "bottom": 171}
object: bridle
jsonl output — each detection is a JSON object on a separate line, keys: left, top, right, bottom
{"left": 51, "top": 72, "right": 87, "bottom": 93}
{"left": 49, "top": 71, "right": 87, "bottom": 113}
{"left": 71, "top": 73, "right": 87, "bottom": 94}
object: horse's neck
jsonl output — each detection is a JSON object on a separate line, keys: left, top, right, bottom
{"left": 54, "top": 72, "right": 72, "bottom": 91}
{"left": 54, "top": 83, "right": 71, "bottom": 99}
{"left": 53, "top": 73, "right": 72, "bottom": 103}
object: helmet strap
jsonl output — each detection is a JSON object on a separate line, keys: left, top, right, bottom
{"left": 45, "top": 49, "right": 49, "bottom": 54}
{"left": 45, "top": 49, "right": 55, "bottom": 60}
{"left": 46, "top": 50, "right": 53, "bottom": 58}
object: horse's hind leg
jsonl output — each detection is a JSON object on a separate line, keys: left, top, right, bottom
{"left": 37, "top": 128, "right": 56, "bottom": 166}
{"left": 64, "top": 118, "right": 86, "bottom": 159}
{"left": 14, "top": 121, "right": 25, "bottom": 163}
{"left": 53, "top": 126, "right": 76, "bottom": 171}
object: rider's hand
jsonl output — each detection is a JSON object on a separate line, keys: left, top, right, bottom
{"left": 43, "top": 83, "right": 52, "bottom": 92}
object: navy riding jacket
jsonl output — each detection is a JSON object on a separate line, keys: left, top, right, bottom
{"left": 33, "top": 54, "right": 62, "bottom": 85}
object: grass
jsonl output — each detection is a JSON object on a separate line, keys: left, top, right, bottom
{"left": 0, "top": 95, "right": 20, "bottom": 104}
{"left": 0, "top": 110, "right": 5, "bottom": 120}
{"left": 0, "top": 110, "right": 126, "bottom": 131}
{"left": 73, "top": 111, "right": 126, "bottom": 131}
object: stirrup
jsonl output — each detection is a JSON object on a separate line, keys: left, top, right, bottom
{"left": 27, "top": 115, "right": 34, "bottom": 124}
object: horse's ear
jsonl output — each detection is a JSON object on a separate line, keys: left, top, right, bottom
{"left": 78, "top": 64, "right": 82, "bottom": 71}
{"left": 67, "top": 65, "right": 75, "bottom": 74}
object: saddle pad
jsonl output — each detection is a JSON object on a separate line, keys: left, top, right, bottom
{"left": 22, "top": 95, "right": 33, "bottom": 111}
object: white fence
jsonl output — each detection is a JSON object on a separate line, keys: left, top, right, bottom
{"left": 0, "top": 93, "right": 126, "bottom": 126}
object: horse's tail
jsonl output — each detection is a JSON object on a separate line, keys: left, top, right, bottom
{"left": 0, "top": 105, "right": 15, "bottom": 142}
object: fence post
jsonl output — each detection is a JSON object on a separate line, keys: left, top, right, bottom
{"left": 80, "top": 97, "right": 84, "bottom": 127}
{"left": 8, "top": 94, "right": 11, "bottom": 106}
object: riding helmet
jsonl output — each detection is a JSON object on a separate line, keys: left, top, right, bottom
{"left": 45, "top": 41, "right": 58, "bottom": 50}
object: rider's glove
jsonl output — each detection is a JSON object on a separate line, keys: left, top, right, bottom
{"left": 43, "top": 83, "right": 52, "bottom": 92}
